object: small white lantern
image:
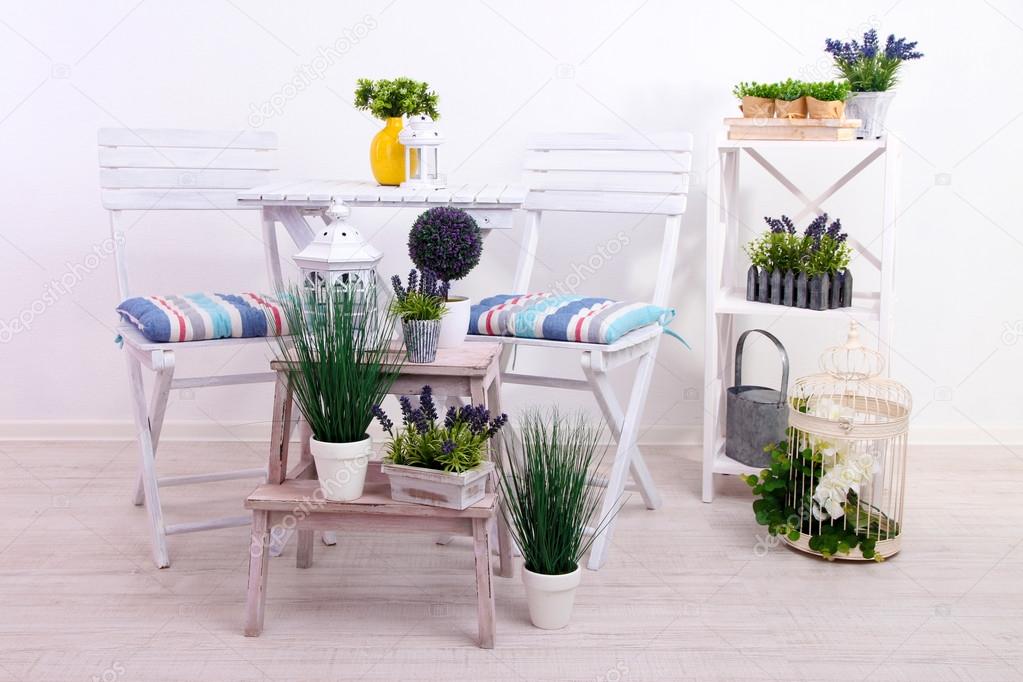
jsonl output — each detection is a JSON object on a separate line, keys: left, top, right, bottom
{"left": 399, "top": 114, "right": 446, "bottom": 189}
{"left": 292, "top": 202, "right": 382, "bottom": 302}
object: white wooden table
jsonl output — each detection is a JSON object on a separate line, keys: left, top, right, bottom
{"left": 237, "top": 180, "right": 527, "bottom": 289}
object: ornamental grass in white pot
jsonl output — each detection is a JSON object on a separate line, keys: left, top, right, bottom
{"left": 273, "top": 283, "right": 401, "bottom": 501}
{"left": 372, "top": 385, "right": 507, "bottom": 510}
{"left": 496, "top": 410, "right": 623, "bottom": 630}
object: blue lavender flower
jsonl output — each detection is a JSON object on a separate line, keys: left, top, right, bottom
{"left": 371, "top": 405, "right": 393, "bottom": 434}
{"left": 407, "top": 268, "right": 418, "bottom": 294}
{"left": 805, "top": 213, "right": 828, "bottom": 241}
{"left": 862, "top": 28, "right": 879, "bottom": 59}
{"left": 826, "top": 218, "right": 843, "bottom": 239}
{"left": 409, "top": 408, "right": 430, "bottom": 434}
{"left": 486, "top": 413, "right": 508, "bottom": 438}
{"left": 419, "top": 385, "right": 437, "bottom": 422}
{"left": 884, "top": 34, "right": 923, "bottom": 60}
{"left": 391, "top": 274, "right": 406, "bottom": 302}
{"left": 398, "top": 395, "right": 414, "bottom": 425}
{"left": 441, "top": 439, "right": 456, "bottom": 455}
{"left": 444, "top": 405, "right": 457, "bottom": 429}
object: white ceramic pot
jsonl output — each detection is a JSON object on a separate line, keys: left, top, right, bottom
{"left": 437, "top": 296, "right": 471, "bottom": 348}
{"left": 521, "top": 565, "right": 582, "bottom": 630}
{"left": 309, "top": 436, "right": 371, "bottom": 501}
{"left": 843, "top": 91, "right": 896, "bottom": 139}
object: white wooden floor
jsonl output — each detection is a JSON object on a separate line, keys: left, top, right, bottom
{"left": 0, "top": 441, "right": 1020, "bottom": 681}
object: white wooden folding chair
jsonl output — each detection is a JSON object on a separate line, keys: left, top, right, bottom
{"left": 99, "top": 128, "right": 288, "bottom": 568}
{"left": 494, "top": 132, "right": 692, "bottom": 570}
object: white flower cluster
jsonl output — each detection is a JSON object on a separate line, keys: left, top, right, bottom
{"left": 809, "top": 398, "right": 877, "bottom": 521}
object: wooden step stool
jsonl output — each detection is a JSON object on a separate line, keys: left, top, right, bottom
{"left": 243, "top": 342, "right": 509, "bottom": 647}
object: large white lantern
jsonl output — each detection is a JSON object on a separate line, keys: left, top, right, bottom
{"left": 399, "top": 114, "right": 446, "bottom": 189}
{"left": 292, "top": 201, "right": 382, "bottom": 302}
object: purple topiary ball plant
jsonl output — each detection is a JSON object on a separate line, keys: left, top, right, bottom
{"left": 408, "top": 207, "right": 482, "bottom": 291}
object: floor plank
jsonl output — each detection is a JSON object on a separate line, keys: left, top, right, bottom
{"left": 0, "top": 442, "right": 1020, "bottom": 681}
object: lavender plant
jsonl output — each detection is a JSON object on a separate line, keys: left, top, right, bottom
{"left": 744, "top": 214, "right": 850, "bottom": 276}
{"left": 390, "top": 269, "right": 448, "bottom": 321}
{"left": 408, "top": 207, "right": 483, "bottom": 290}
{"left": 825, "top": 29, "right": 923, "bottom": 92}
{"left": 372, "top": 385, "right": 507, "bottom": 473}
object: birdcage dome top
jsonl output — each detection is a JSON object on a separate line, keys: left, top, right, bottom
{"left": 789, "top": 323, "right": 911, "bottom": 437}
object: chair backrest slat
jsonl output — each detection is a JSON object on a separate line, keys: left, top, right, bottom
{"left": 98, "top": 128, "right": 277, "bottom": 210}
{"left": 523, "top": 132, "right": 692, "bottom": 216}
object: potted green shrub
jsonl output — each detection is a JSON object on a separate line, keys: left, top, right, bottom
{"left": 825, "top": 29, "right": 923, "bottom": 138}
{"left": 732, "top": 81, "right": 780, "bottom": 118}
{"left": 372, "top": 385, "right": 507, "bottom": 510}
{"left": 408, "top": 207, "right": 483, "bottom": 348}
{"left": 354, "top": 77, "right": 439, "bottom": 186}
{"left": 390, "top": 269, "right": 447, "bottom": 364}
{"left": 496, "top": 410, "right": 622, "bottom": 630}
{"left": 272, "top": 283, "right": 401, "bottom": 501}
{"left": 774, "top": 78, "right": 807, "bottom": 119}
{"left": 804, "top": 80, "right": 851, "bottom": 119}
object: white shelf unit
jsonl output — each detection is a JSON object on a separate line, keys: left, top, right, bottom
{"left": 702, "top": 133, "right": 901, "bottom": 502}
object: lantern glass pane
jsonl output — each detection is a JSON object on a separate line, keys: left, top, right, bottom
{"left": 425, "top": 148, "right": 438, "bottom": 180}
{"left": 409, "top": 147, "right": 422, "bottom": 180}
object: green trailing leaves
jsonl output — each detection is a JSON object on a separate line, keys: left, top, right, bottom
{"left": 747, "top": 437, "right": 896, "bottom": 562}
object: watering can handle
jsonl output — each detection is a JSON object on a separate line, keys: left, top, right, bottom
{"left": 734, "top": 329, "right": 789, "bottom": 401}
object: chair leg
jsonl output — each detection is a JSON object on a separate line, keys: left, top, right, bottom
{"left": 472, "top": 518, "right": 496, "bottom": 649}
{"left": 245, "top": 510, "right": 272, "bottom": 636}
{"left": 582, "top": 353, "right": 662, "bottom": 510}
{"left": 131, "top": 359, "right": 175, "bottom": 506}
{"left": 586, "top": 348, "right": 658, "bottom": 571}
{"left": 124, "top": 352, "right": 170, "bottom": 569}
{"left": 296, "top": 530, "right": 314, "bottom": 568}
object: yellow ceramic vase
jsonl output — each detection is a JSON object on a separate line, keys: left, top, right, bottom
{"left": 370, "top": 117, "right": 406, "bottom": 186}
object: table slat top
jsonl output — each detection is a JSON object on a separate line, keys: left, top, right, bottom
{"left": 246, "top": 480, "right": 496, "bottom": 518}
{"left": 270, "top": 341, "right": 501, "bottom": 376}
{"left": 238, "top": 179, "right": 526, "bottom": 208}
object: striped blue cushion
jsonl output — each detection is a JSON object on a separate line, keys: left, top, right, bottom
{"left": 116, "top": 292, "right": 288, "bottom": 343}
{"left": 469, "top": 293, "right": 674, "bottom": 345}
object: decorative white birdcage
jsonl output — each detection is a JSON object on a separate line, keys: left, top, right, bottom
{"left": 784, "top": 323, "right": 912, "bottom": 561}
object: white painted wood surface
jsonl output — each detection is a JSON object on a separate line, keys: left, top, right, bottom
{"left": 702, "top": 134, "right": 900, "bottom": 502}
{"left": 237, "top": 179, "right": 526, "bottom": 208}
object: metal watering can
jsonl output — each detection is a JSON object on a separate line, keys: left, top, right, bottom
{"left": 725, "top": 329, "right": 789, "bottom": 468}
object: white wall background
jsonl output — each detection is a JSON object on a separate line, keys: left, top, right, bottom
{"left": 1, "top": 0, "right": 1021, "bottom": 445}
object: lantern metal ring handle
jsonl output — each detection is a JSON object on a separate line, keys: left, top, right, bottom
{"left": 734, "top": 329, "right": 789, "bottom": 402}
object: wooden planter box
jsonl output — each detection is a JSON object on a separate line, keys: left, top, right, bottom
{"left": 381, "top": 461, "right": 493, "bottom": 510}
{"left": 725, "top": 117, "right": 862, "bottom": 141}
{"left": 746, "top": 266, "right": 853, "bottom": 310}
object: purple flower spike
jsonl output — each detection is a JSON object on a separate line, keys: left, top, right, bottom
{"left": 398, "top": 395, "right": 414, "bottom": 425}
{"left": 371, "top": 405, "right": 394, "bottom": 434}
{"left": 419, "top": 385, "right": 437, "bottom": 422}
